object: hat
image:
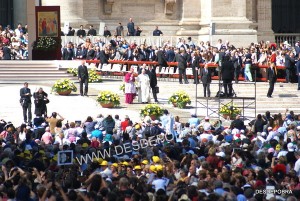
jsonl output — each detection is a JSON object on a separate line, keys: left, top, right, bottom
{"left": 267, "top": 127, "right": 272, "bottom": 131}
{"left": 141, "top": 160, "right": 149, "bottom": 165}
{"left": 187, "top": 150, "right": 195, "bottom": 155}
{"left": 82, "top": 143, "right": 89, "bottom": 148}
{"left": 135, "top": 124, "right": 141, "bottom": 130}
{"left": 287, "top": 142, "right": 295, "bottom": 152}
{"left": 235, "top": 138, "right": 241, "bottom": 143}
{"left": 225, "top": 135, "right": 233, "bottom": 143}
{"left": 125, "top": 115, "right": 129, "bottom": 119}
{"left": 134, "top": 165, "right": 142, "bottom": 170}
{"left": 297, "top": 126, "right": 300, "bottom": 131}
{"left": 100, "top": 160, "right": 108, "bottom": 166}
{"left": 205, "top": 116, "right": 209, "bottom": 120}
{"left": 242, "top": 144, "right": 249, "bottom": 150}
{"left": 268, "top": 148, "right": 275, "bottom": 153}
{"left": 243, "top": 169, "right": 250, "bottom": 176}
{"left": 178, "top": 194, "right": 191, "bottom": 201}
{"left": 276, "top": 144, "right": 281, "bottom": 151}
{"left": 111, "top": 163, "right": 118, "bottom": 168}
{"left": 122, "top": 161, "right": 129, "bottom": 166}
{"left": 216, "top": 152, "right": 225, "bottom": 158}
{"left": 152, "top": 156, "right": 160, "bottom": 163}
{"left": 154, "top": 120, "right": 159, "bottom": 124}
{"left": 261, "top": 132, "right": 267, "bottom": 137}
{"left": 156, "top": 164, "right": 163, "bottom": 171}
{"left": 97, "top": 158, "right": 103, "bottom": 164}
{"left": 149, "top": 165, "right": 156, "bottom": 172}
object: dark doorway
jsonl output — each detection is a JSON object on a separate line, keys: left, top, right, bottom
{"left": 272, "top": 0, "right": 300, "bottom": 33}
{"left": 0, "top": 0, "right": 14, "bottom": 28}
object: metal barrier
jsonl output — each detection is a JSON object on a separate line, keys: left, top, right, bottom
{"left": 84, "top": 60, "right": 289, "bottom": 83}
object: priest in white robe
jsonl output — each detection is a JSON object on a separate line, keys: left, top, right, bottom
{"left": 137, "top": 69, "right": 151, "bottom": 103}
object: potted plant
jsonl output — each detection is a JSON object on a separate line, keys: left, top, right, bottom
{"left": 219, "top": 102, "right": 241, "bottom": 120}
{"left": 140, "top": 104, "right": 164, "bottom": 120}
{"left": 119, "top": 83, "right": 125, "bottom": 93}
{"left": 32, "top": 37, "right": 61, "bottom": 60}
{"left": 67, "top": 68, "right": 78, "bottom": 76}
{"left": 168, "top": 91, "right": 191, "bottom": 109}
{"left": 51, "top": 78, "right": 77, "bottom": 95}
{"left": 96, "top": 91, "right": 120, "bottom": 108}
{"left": 88, "top": 69, "right": 102, "bottom": 83}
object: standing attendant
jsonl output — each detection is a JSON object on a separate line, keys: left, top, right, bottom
{"left": 127, "top": 18, "right": 135, "bottom": 36}
{"left": 174, "top": 50, "right": 189, "bottom": 84}
{"left": 20, "top": 82, "right": 32, "bottom": 123}
{"left": 138, "top": 69, "right": 151, "bottom": 104}
{"left": 153, "top": 26, "right": 163, "bottom": 36}
{"left": 150, "top": 66, "right": 158, "bottom": 102}
{"left": 78, "top": 60, "right": 89, "bottom": 96}
{"left": 221, "top": 55, "right": 234, "bottom": 97}
{"left": 124, "top": 67, "right": 136, "bottom": 104}
{"left": 191, "top": 52, "right": 200, "bottom": 84}
{"left": 200, "top": 64, "right": 212, "bottom": 97}
{"left": 267, "top": 63, "right": 277, "bottom": 98}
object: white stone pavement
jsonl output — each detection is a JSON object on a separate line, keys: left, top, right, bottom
{"left": 0, "top": 83, "right": 142, "bottom": 126}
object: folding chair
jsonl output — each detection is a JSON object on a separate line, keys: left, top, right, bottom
{"left": 168, "top": 67, "right": 175, "bottom": 81}
{"left": 186, "top": 68, "right": 194, "bottom": 80}
{"left": 159, "top": 67, "right": 166, "bottom": 81}
{"left": 163, "top": 67, "right": 170, "bottom": 81}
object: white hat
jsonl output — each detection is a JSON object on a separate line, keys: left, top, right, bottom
{"left": 205, "top": 116, "right": 209, "bottom": 120}
{"left": 216, "top": 152, "right": 225, "bottom": 158}
{"left": 242, "top": 144, "right": 249, "bottom": 149}
{"left": 261, "top": 132, "right": 267, "bottom": 137}
{"left": 287, "top": 143, "right": 295, "bottom": 152}
{"left": 297, "top": 126, "right": 300, "bottom": 131}
{"left": 45, "top": 127, "right": 50, "bottom": 131}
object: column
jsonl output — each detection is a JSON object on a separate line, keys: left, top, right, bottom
{"left": 257, "top": 0, "right": 274, "bottom": 42}
{"left": 14, "top": 0, "right": 27, "bottom": 27}
{"left": 27, "top": 0, "right": 38, "bottom": 60}
{"left": 176, "top": 0, "right": 201, "bottom": 36}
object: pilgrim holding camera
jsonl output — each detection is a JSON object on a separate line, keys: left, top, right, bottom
{"left": 33, "top": 87, "right": 49, "bottom": 117}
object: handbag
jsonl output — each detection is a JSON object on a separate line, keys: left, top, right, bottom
{"left": 154, "top": 86, "right": 159, "bottom": 94}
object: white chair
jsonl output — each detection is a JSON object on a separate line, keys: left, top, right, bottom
{"left": 105, "top": 64, "right": 113, "bottom": 77}
{"left": 169, "top": 67, "right": 175, "bottom": 81}
{"left": 159, "top": 67, "right": 166, "bottom": 81}
{"left": 186, "top": 68, "right": 193, "bottom": 80}
{"left": 163, "top": 67, "right": 170, "bottom": 81}
{"left": 115, "top": 64, "right": 123, "bottom": 78}
{"left": 121, "top": 65, "right": 128, "bottom": 74}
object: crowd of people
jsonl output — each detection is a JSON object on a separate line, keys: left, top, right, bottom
{"left": 1, "top": 95, "right": 300, "bottom": 201}
{"left": 0, "top": 24, "right": 29, "bottom": 60}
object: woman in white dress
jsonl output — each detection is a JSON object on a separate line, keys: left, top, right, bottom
{"left": 137, "top": 69, "right": 151, "bottom": 103}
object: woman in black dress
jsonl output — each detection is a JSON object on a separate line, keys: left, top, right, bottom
{"left": 33, "top": 87, "right": 49, "bottom": 117}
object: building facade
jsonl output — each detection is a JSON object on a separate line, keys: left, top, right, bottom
{"left": 39, "top": 0, "right": 274, "bottom": 46}
{"left": 3, "top": 0, "right": 300, "bottom": 47}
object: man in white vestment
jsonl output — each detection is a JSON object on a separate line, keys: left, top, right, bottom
{"left": 138, "top": 69, "right": 151, "bottom": 103}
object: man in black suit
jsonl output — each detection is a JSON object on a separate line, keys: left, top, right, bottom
{"left": 221, "top": 55, "right": 234, "bottom": 97}
{"left": 191, "top": 52, "right": 200, "bottom": 84}
{"left": 87, "top": 25, "right": 97, "bottom": 36}
{"left": 3, "top": 45, "right": 11, "bottom": 60}
{"left": 67, "top": 27, "right": 75, "bottom": 36}
{"left": 20, "top": 82, "right": 32, "bottom": 123}
{"left": 231, "top": 51, "right": 242, "bottom": 83}
{"left": 78, "top": 60, "right": 89, "bottom": 96}
{"left": 267, "top": 63, "right": 277, "bottom": 98}
{"left": 62, "top": 43, "right": 74, "bottom": 60}
{"left": 200, "top": 64, "right": 212, "bottom": 97}
{"left": 150, "top": 66, "right": 158, "bottom": 102}
{"left": 284, "top": 51, "right": 295, "bottom": 83}
{"left": 174, "top": 50, "right": 189, "bottom": 84}
{"left": 155, "top": 49, "right": 168, "bottom": 71}
{"left": 77, "top": 25, "right": 86, "bottom": 38}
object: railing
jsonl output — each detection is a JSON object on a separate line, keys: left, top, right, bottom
{"left": 82, "top": 60, "right": 289, "bottom": 83}
{"left": 274, "top": 33, "right": 300, "bottom": 46}
{"left": 61, "top": 36, "right": 199, "bottom": 47}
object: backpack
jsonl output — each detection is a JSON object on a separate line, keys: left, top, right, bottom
{"left": 143, "top": 125, "right": 151, "bottom": 138}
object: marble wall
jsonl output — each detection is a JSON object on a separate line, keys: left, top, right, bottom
{"left": 40, "top": 0, "right": 273, "bottom": 46}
